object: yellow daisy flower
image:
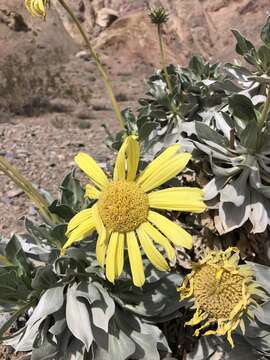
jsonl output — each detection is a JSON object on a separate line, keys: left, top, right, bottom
{"left": 25, "top": 0, "right": 48, "bottom": 17}
{"left": 62, "top": 136, "right": 206, "bottom": 287}
{"left": 179, "top": 247, "right": 265, "bottom": 347}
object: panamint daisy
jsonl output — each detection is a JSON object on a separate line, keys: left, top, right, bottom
{"left": 62, "top": 136, "right": 206, "bottom": 287}
{"left": 179, "top": 247, "right": 265, "bottom": 347}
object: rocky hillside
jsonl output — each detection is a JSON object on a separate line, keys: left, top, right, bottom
{"left": 0, "top": 0, "right": 269, "bottom": 239}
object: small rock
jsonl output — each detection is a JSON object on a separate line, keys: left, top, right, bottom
{"left": 96, "top": 8, "right": 119, "bottom": 28}
{"left": 7, "top": 189, "right": 23, "bottom": 199}
{"left": 76, "top": 50, "right": 90, "bottom": 61}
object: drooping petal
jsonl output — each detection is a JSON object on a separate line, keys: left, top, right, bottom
{"left": 92, "top": 204, "right": 106, "bottom": 244}
{"left": 137, "top": 151, "right": 191, "bottom": 193}
{"left": 148, "top": 211, "right": 192, "bottom": 249}
{"left": 66, "top": 208, "right": 93, "bottom": 235}
{"left": 115, "top": 233, "right": 125, "bottom": 278}
{"left": 75, "top": 152, "right": 109, "bottom": 190}
{"left": 113, "top": 136, "right": 140, "bottom": 181}
{"left": 85, "top": 184, "right": 100, "bottom": 199}
{"left": 141, "top": 221, "right": 175, "bottom": 260}
{"left": 127, "top": 231, "right": 145, "bottom": 287}
{"left": 148, "top": 187, "right": 206, "bottom": 213}
{"left": 136, "top": 225, "right": 169, "bottom": 271}
{"left": 96, "top": 232, "right": 109, "bottom": 268}
{"left": 62, "top": 217, "right": 95, "bottom": 253}
{"left": 105, "top": 232, "right": 119, "bottom": 283}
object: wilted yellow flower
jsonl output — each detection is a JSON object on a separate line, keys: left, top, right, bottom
{"left": 25, "top": 0, "right": 48, "bottom": 17}
{"left": 179, "top": 247, "right": 265, "bottom": 347}
{"left": 62, "top": 136, "right": 206, "bottom": 287}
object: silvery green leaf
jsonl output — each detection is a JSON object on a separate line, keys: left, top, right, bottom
{"left": 258, "top": 45, "right": 270, "bottom": 72}
{"left": 210, "top": 160, "right": 240, "bottom": 177}
{"left": 186, "top": 336, "right": 220, "bottom": 360}
{"left": 32, "top": 334, "right": 59, "bottom": 360}
{"left": 203, "top": 177, "right": 227, "bottom": 201}
{"left": 195, "top": 122, "right": 228, "bottom": 147}
{"left": 261, "top": 16, "right": 270, "bottom": 48}
{"left": 108, "top": 312, "right": 136, "bottom": 360}
{"left": 219, "top": 187, "right": 250, "bottom": 233}
{"left": 67, "top": 338, "right": 85, "bottom": 360}
{"left": 131, "top": 320, "right": 170, "bottom": 360}
{"left": 220, "top": 169, "right": 249, "bottom": 206}
{"left": 224, "top": 63, "right": 252, "bottom": 82}
{"left": 249, "top": 192, "right": 270, "bottom": 233}
{"left": 250, "top": 166, "right": 270, "bottom": 198}
{"left": 24, "top": 218, "right": 54, "bottom": 247}
{"left": 31, "top": 265, "right": 58, "bottom": 290}
{"left": 253, "top": 300, "right": 270, "bottom": 326}
{"left": 76, "top": 282, "right": 113, "bottom": 333}
{"left": 93, "top": 282, "right": 116, "bottom": 322}
{"left": 49, "top": 308, "right": 66, "bottom": 336}
{"left": 27, "top": 286, "right": 64, "bottom": 328}
{"left": 213, "top": 112, "right": 234, "bottom": 139}
{"left": 222, "top": 333, "right": 263, "bottom": 360}
{"left": 239, "top": 120, "right": 258, "bottom": 151}
{"left": 16, "top": 318, "right": 44, "bottom": 352}
{"left": 60, "top": 172, "right": 85, "bottom": 212}
{"left": 229, "top": 94, "right": 256, "bottom": 122}
{"left": 5, "top": 234, "right": 32, "bottom": 276}
{"left": 66, "top": 284, "right": 93, "bottom": 351}
{"left": 138, "top": 121, "right": 159, "bottom": 141}
{"left": 247, "top": 262, "right": 270, "bottom": 294}
{"left": 231, "top": 30, "right": 257, "bottom": 65}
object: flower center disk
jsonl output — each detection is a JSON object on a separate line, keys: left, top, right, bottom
{"left": 98, "top": 180, "right": 149, "bottom": 233}
{"left": 193, "top": 264, "right": 244, "bottom": 319}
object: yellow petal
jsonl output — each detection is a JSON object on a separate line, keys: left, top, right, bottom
{"left": 85, "top": 184, "right": 100, "bottom": 199}
{"left": 127, "top": 231, "right": 145, "bottom": 287}
{"left": 105, "top": 232, "right": 119, "bottom": 283}
{"left": 96, "top": 232, "right": 109, "bottom": 268}
{"left": 62, "top": 217, "right": 95, "bottom": 253}
{"left": 136, "top": 225, "right": 169, "bottom": 272}
{"left": 137, "top": 144, "right": 180, "bottom": 186}
{"left": 138, "top": 153, "right": 191, "bottom": 192}
{"left": 148, "top": 187, "right": 206, "bottom": 213}
{"left": 126, "top": 137, "right": 140, "bottom": 181}
{"left": 113, "top": 136, "right": 140, "bottom": 181}
{"left": 92, "top": 204, "right": 106, "bottom": 244}
{"left": 75, "top": 152, "right": 109, "bottom": 190}
{"left": 148, "top": 211, "right": 192, "bottom": 249}
{"left": 141, "top": 222, "right": 175, "bottom": 260}
{"left": 115, "top": 233, "right": 125, "bottom": 278}
{"left": 66, "top": 208, "right": 93, "bottom": 235}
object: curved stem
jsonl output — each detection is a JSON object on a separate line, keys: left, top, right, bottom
{"left": 0, "top": 156, "right": 60, "bottom": 225}
{"left": 259, "top": 85, "right": 270, "bottom": 129}
{"left": 157, "top": 24, "right": 173, "bottom": 94}
{"left": 57, "top": 0, "right": 124, "bottom": 129}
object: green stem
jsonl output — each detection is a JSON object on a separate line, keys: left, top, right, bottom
{"left": 157, "top": 24, "right": 173, "bottom": 94}
{"left": 57, "top": 0, "right": 124, "bottom": 129}
{"left": 0, "top": 156, "right": 60, "bottom": 225}
{"left": 259, "top": 85, "right": 270, "bottom": 129}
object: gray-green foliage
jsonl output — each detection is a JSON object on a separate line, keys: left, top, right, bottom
{"left": 109, "top": 16, "right": 270, "bottom": 234}
{"left": 0, "top": 172, "right": 184, "bottom": 360}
